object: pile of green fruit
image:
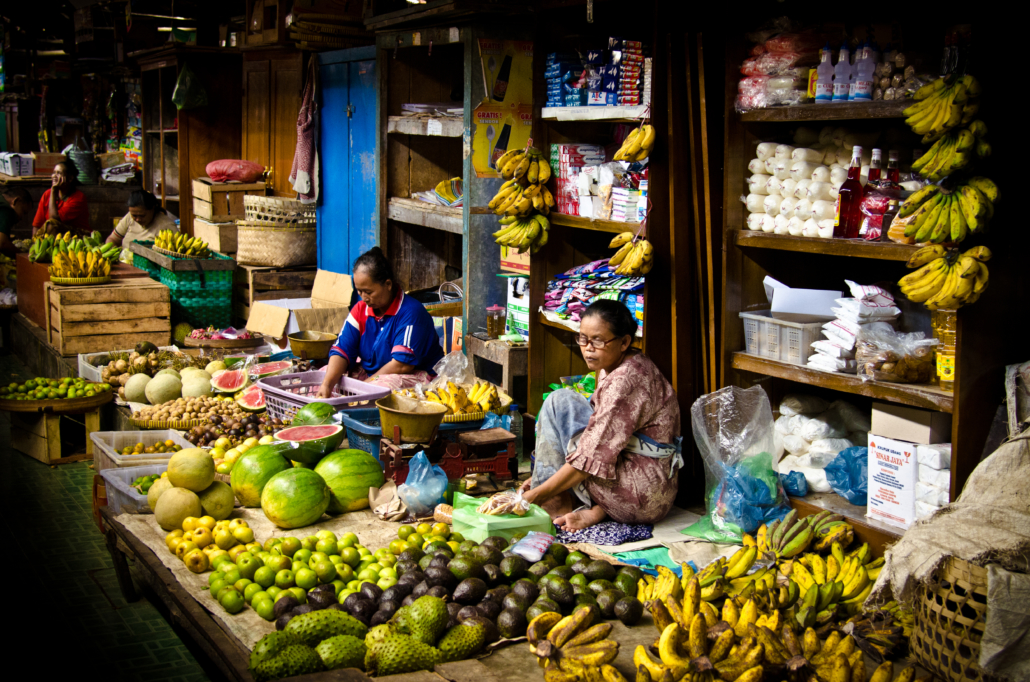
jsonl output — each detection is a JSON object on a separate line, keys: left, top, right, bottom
{"left": 130, "top": 474, "right": 162, "bottom": 494}
{"left": 120, "top": 440, "right": 184, "bottom": 456}
{"left": 0, "top": 376, "right": 112, "bottom": 400}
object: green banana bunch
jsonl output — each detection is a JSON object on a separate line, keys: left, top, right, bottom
{"left": 492, "top": 214, "right": 549, "bottom": 254}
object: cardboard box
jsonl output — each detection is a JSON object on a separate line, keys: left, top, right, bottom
{"left": 505, "top": 276, "right": 529, "bottom": 340}
{"left": 191, "top": 177, "right": 267, "bottom": 221}
{"left": 245, "top": 270, "right": 352, "bottom": 345}
{"left": 500, "top": 245, "right": 530, "bottom": 274}
{"left": 32, "top": 152, "right": 66, "bottom": 176}
{"left": 867, "top": 433, "right": 918, "bottom": 530}
{"left": 194, "top": 218, "right": 238, "bottom": 254}
{"left": 97, "top": 152, "right": 128, "bottom": 169}
{"left": 764, "top": 276, "right": 841, "bottom": 319}
{"left": 870, "top": 402, "right": 952, "bottom": 445}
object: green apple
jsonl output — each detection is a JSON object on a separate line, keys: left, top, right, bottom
{"left": 406, "top": 533, "right": 424, "bottom": 550}
{"left": 253, "top": 566, "right": 275, "bottom": 589}
{"left": 220, "top": 589, "right": 245, "bottom": 614}
{"left": 347, "top": 580, "right": 361, "bottom": 591}
{"left": 339, "top": 532, "right": 359, "bottom": 548}
{"left": 244, "top": 584, "right": 265, "bottom": 604}
{"left": 295, "top": 567, "right": 318, "bottom": 591}
{"left": 215, "top": 584, "right": 238, "bottom": 602}
{"left": 265, "top": 554, "right": 291, "bottom": 572}
{"left": 234, "top": 578, "right": 253, "bottom": 594}
{"left": 220, "top": 568, "right": 242, "bottom": 585}
{"left": 376, "top": 576, "right": 398, "bottom": 591}
{"left": 235, "top": 554, "right": 259, "bottom": 581}
{"left": 274, "top": 590, "right": 294, "bottom": 603}
{"left": 265, "top": 586, "right": 282, "bottom": 600}
{"left": 339, "top": 547, "right": 361, "bottom": 567}
{"left": 291, "top": 560, "right": 306, "bottom": 573}
{"left": 328, "top": 555, "right": 343, "bottom": 566}
{"left": 448, "top": 532, "right": 465, "bottom": 543}
{"left": 313, "top": 560, "right": 337, "bottom": 584}
{"left": 278, "top": 537, "right": 301, "bottom": 557}
{"left": 301, "top": 536, "right": 319, "bottom": 551}
{"left": 209, "top": 571, "right": 226, "bottom": 586}
{"left": 330, "top": 580, "right": 346, "bottom": 596}
{"left": 263, "top": 537, "right": 283, "bottom": 552}
{"left": 288, "top": 587, "right": 307, "bottom": 604}
{"left": 209, "top": 580, "right": 227, "bottom": 597}
{"left": 357, "top": 568, "right": 380, "bottom": 583}
{"left": 253, "top": 597, "right": 275, "bottom": 621}
{"left": 315, "top": 539, "right": 338, "bottom": 556}
{"left": 357, "top": 546, "right": 372, "bottom": 558}
{"left": 335, "top": 564, "right": 354, "bottom": 583}
{"left": 210, "top": 553, "right": 233, "bottom": 570}
{"left": 378, "top": 554, "right": 397, "bottom": 568}
{"left": 274, "top": 569, "right": 295, "bottom": 589}
{"left": 309, "top": 551, "right": 329, "bottom": 567}
{"left": 293, "top": 549, "right": 313, "bottom": 565}
{"left": 378, "top": 566, "right": 397, "bottom": 580}
{"left": 315, "top": 530, "right": 337, "bottom": 542}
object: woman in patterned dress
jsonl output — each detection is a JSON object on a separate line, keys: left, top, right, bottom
{"left": 521, "top": 299, "right": 682, "bottom": 531}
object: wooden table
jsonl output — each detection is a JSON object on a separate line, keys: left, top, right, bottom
{"left": 464, "top": 335, "right": 528, "bottom": 401}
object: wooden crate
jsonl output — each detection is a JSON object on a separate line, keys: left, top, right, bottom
{"left": 10, "top": 410, "right": 100, "bottom": 465}
{"left": 233, "top": 264, "right": 317, "bottom": 323}
{"left": 191, "top": 177, "right": 267, "bottom": 222}
{"left": 46, "top": 280, "right": 172, "bottom": 356}
{"left": 194, "top": 218, "right": 238, "bottom": 254}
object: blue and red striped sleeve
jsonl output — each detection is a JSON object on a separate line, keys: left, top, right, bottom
{"left": 329, "top": 302, "right": 366, "bottom": 363}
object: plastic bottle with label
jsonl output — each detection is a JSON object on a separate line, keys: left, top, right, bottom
{"left": 833, "top": 44, "right": 852, "bottom": 102}
{"left": 933, "top": 310, "right": 957, "bottom": 391}
{"left": 815, "top": 44, "right": 834, "bottom": 103}
{"left": 850, "top": 43, "right": 875, "bottom": 102}
{"left": 509, "top": 404, "right": 524, "bottom": 460}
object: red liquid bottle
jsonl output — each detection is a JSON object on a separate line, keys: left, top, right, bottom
{"left": 886, "top": 150, "right": 900, "bottom": 184}
{"left": 834, "top": 145, "right": 864, "bottom": 238}
{"left": 867, "top": 148, "right": 882, "bottom": 186}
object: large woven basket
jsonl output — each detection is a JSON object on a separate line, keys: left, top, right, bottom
{"left": 243, "top": 195, "right": 315, "bottom": 226}
{"left": 236, "top": 223, "right": 316, "bottom": 268}
{"left": 911, "top": 557, "right": 999, "bottom": 682}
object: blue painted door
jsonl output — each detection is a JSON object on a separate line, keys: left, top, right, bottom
{"left": 317, "top": 47, "right": 377, "bottom": 274}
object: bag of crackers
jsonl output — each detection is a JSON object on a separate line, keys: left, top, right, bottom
{"left": 855, "top": 329, "right": 937, "bottom": 383}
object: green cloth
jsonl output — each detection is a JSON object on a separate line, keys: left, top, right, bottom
{"left": 612, "top": 546, "right": 678, "bottom": 571}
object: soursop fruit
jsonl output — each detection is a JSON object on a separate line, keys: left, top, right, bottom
{"left": 389, "top": 605, "right": 411, "bottom": 633}
{"left": 365, "top": 624, "right": 395, "bottom": 649}
{"left": 253, "top": 644, "right": 322, "bottom": 681}
{"left": 284, "top": 609, "right": 368, "bottom": 647}
{"left": 173, "top": 322, "right": 193, "bottom": 346}
{"left": 315, "top": 634, "right": 366, "bottom": 670}
{"left": 437, "top": 623, "right": 486, "bottom": 662}
{"left": 408, "top": 596, "right": 449, "bottom": 645}
{"left": 248, "top": 631, "right": 300, "bottom": 671}
{"left": 366, "top": 633, "right": 441, "bottom": 676}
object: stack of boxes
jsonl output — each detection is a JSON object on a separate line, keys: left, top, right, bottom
{"left": 0, "top": 152, "right": 34, "bottom": 176}
{"left": 545, "top": 52, "right": 583, "bottom": 109}
{"left": 915, "top": 443, "right": 952, "bottom": 520}
{"left": 611, "top": 183, "right": 645, "bottom": 223}
{"left": 551, "top": 143, "right": 605, "bottom": 216}
{"left": 601, "top": 38, "right": 645, "bottom": 107}
{"left": 545, "top": 40, "right": 649, "bottom": 109}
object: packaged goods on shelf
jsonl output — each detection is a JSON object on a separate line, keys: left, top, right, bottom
{"left": 541, "top": 258, "right": 644, "bottom": 334}
{"left": 552, "top": 143, "right": 605, "bottom": 215}
{"left": 867, "top": 433, "right": 918, "bottom": 529}
{"left": 916, "top": 442, "right": 952, "bottom": 469}
{"left": 810, "top": 280, "right": 899, "bottom": 374}
{"left": 545, "top": 39, "right": 648, "bottom": 108}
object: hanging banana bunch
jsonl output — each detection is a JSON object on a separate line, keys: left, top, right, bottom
{"left": 608, "top": 231, "right": 653, "bottom": 276}
{"left": 490, "top": 144, "right": 554, "bottom": 254}
{"left": 613, "top": 122, "right": 656, "bottom": 162}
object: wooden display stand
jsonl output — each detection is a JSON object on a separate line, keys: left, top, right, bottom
{"left": 10, "top": 409, "right": 101, "bottom": 465}
{"left": 45, "top": 280, "right": 172, "bottom": 356}
{"left": 233, "top": 264, "right": 317, "bottom": 324}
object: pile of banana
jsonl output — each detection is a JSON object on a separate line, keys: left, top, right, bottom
{"left": 751, "top": 510, "right": 853, "bottom": 561}
{"left": 155, "top": 229, "right": 210, "bottom": 258}
{"left": 913, "top": 120, "right": 989, "bottom": 181}
{"left": 529, "top": 607, "right": 624, "bottom": 682}
{"left": 899, "top": 177, "right": 998, "bottom": 244}
{"left": 608, "top": 232, "right": 654, "bottom": 276}
{"left": 28, "top": 231, "right": 121, "bottom": 264}
{"left": 843, "top": 605, "right": 911, "bottom": 662}
{"left": 493, "top": 214, "right": 551, "bottom": 255}
{"left": 424, "top": 380, "right": 499, "bottom": 415}
{"left": 786, "top": 549, "right": 882, "bottom": 626}
{"left": 904, "top": 74, "right": 980, "bottom": 144}
{"left": 613, "top": 123, "right": 656, "bottom": 162}
{"left": 898, "top": 244, "right": 991, "bottom": 310}
{"left": 491, "top": 146, "right": 557, "bottom": 217}
{"left": 50, "top": 249, "right": 112, "bottom": 279}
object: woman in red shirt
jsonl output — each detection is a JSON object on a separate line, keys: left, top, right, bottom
{"left": 32, "top": 159, "right": 90, "bottom": 236}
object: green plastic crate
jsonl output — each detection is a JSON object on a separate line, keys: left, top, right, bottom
{"left": 159, "top": 267, "right": 233, "bottom": 293}
{"left": 133, "top": 254, "right": 161, "bottom": 280}
{"left": 172, "top": 292, "right": 232, "bottom": 328}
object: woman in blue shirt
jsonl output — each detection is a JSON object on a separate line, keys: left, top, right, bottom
{"left": 317, "top": 247, "right": 444, "bottom": 397}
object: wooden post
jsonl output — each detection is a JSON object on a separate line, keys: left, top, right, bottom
{"left": 85, "top": 409, "right": 100, "bottom": 456}
{"left": 105, "top": 527, "right": 138, "bottom": 602}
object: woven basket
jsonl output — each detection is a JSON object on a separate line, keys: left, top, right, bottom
{"left": 236, "top": 223, "right": 316, "bottom": 268}
{"left": 243, "top": 195, "right": 315, "bottom": 226}
{"left": 911, "top": 557, "right": 999, "bottom": 682}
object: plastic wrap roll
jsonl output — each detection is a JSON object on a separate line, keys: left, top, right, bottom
{"left": 748, "top": 174, "right": 772, "bottom": 195}
{"left": 746, "top": 193, "right": 767, "bottom": 213}
{"left": 811, "top": 199, "right": 836, "bottom": 221}
{"left": 832, "top": 180, "right": 844, "bottom": 195}
{"left": 766, "top": 176, "right": 783, "bottom": 195}
{"left": 756, "top": 142, "right": 777, "bottom": 160}
{"left": 773, "top": 159, "right": 792, "bottom": 180}
{"left": 807, "top": 181, "right": 834, "bottom": 201}
{"left": 830, "top": 166, "right": 849, "bottom": 184}
{"left": 747, "top": 213, "right": 766, "bottom": 230}
{"left": 794, "top": 179, "right": 812, "bottom": 199}
{"left": 779, "top": 196, "right": 798, "bottom": 217}
{"left": 763, "top": 194, "right": 785, "bottom": 214}
{"left": 803, "top": 218, "right": 820, "bottom": 237}
{"left": 795, "top": 198, "right": 813, "bottom": 218}
{"left": 790, "top": 161, "right": 821, "bottom": 181}
{"left": 764, "top": 157, "right": 777, "bottom": 174}
{"left": 817, "top": 219, "right": 836, "bottom": 238}
{"left": 762, "top": 214, "right": 776, "bottom": 232}
{"left": 788, "top": 216, "right": 805, "bottom": 236}
{"left": 780, "top": 178, "right": 798, "bottom": 198}
{"left": 775, "top": 144, "right": 796, "bottom": 160}
{"left": 811, "top": 166, "right": 832, "bottom": 183}
{"left": 792, "top": 147, "right": 824, "bottom": 163}
{"left": 748, "top": 158, "right": 767, "bottom": 174}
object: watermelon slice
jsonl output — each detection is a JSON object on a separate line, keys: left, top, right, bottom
{"left": 235, "top": 384, "right": 266, "bottom": 412}
{"left": 211, "top": 368, "right": 249, "bottom": 394}
{"left": 249, "top": 360, "right": 292, "bottom": 379}
{"left": 274, "top": 424, "right": 345, "bottom": 465}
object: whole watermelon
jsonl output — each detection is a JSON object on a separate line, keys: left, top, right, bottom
{"left": 230, "top": 443, "right": 293, "bottom": 507}
{"left": 261, "top": 468, "right": 331, "bottom": 529}
{"left": 314, "top": 449, "right": 386, "bottom": 514}
{"left": 291, "top": 401, "right": 337, "bottom": 427}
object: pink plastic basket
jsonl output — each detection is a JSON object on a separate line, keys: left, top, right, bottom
{"left": 257, "top": 371, "right": 392, "bottom": 422}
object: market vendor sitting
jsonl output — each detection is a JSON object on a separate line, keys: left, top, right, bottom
{"left": 106, "top": 189, "right": 178, "bottom": 246}
{"left": 317, "top": 246, "right": 444, "bottom": 395}
{"left": 32, "top": 159, "right": 90, "bottom": 236}
{"left": 521, "top": 299, "right": 682, "bottom": 531}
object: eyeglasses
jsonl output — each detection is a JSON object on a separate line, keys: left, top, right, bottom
{"left": 574, "top": 334, "right": 621, "bottom": 350}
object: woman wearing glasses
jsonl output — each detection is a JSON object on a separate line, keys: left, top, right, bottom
{"left": 521, "top": 299, "right": 682, "bottom": 531}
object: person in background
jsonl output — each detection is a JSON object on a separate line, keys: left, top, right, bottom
{"left": 32, "top": 159, "right": 90, "bottom": 236}
{"left": 521, "top": 299, "right": 682, "bottom": 531}
{"left": 106, "top": 189, "right": 178, "bottom": 246}
{"left": 317, "top": 246, "right": 444, "bottom": 395}
{"left": 0, "top": 187, "right": 32, "bottom": 255}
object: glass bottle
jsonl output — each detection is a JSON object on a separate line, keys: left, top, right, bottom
{"left": 492, "top": 55, "right": 513, "bottom": 102}
{"left": 867, "top": 148, "right": 883, "bottom": 186}
{"left": 834, "top": 146, "right": 864, "bottom": 238}
{"left": 886, "top": 150, "right": 900, "bottom": 184}
{"left": 933, "top": 309, "right": 957, "bottom": 391}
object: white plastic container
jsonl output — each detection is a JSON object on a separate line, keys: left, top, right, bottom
{"left": 91, "top": 430, "right": 194, "bottom": 472}
{"left": 100, "top": 463, "right": 168, "bottom": 515}
{"left": 739, "top": 310, "right": 831, "bottom": 366}
{"left": 78, "top": 347, "right": 179, "bottom": 383}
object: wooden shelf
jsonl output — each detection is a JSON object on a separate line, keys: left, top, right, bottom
{"left": 735, "top": 230, "right": 917, "bottom": 261}
{"left": 541, "top": 105, "right": 649, "bottom": 122}
{"left": 146, "top": 129, "right": 180, "bottom": 134}
{"left": 387, "top": 116, "right": 464, "bottom": 138}
{"left": 387, "top": 197, "right": 463, "bottom": 235}
{"left": 549, "top": 213, "right": 644, "bottom": 235}
{"left": 790, "top": 492, "right": 902, "bottom": 556}
{"left": 732, "top": 352, "right": 954, "bottom": 413}
{"left": 739, "top": 99, "right": 910, "bottom": 123}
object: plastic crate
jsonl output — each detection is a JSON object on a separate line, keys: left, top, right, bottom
{"left": 78, "top": 346, "right": 179, "bottom": 383}
{"left": 90, "top": 430, "right": 194, "bottom": 472}
{"left": 258, "top": 373, "right": 392, "bottom": 423}
{"left": 159, "top": 267, "right": 234, "bottom": 293}
{"left": 133, "top": 254, "right": 161, "bottom": 280}
{"left": 340, "top": 407, "right": 485, "bottom": 453}
{"left": 739, "top": 310, "right": 831, "bottom": 366}
{"left": 100, "top": 463, "right": 167, "bottom": 515}
{"left": 171, "top": 294, "right": 233, "bottom": 329}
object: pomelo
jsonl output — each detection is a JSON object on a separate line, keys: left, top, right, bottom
{"left": 125, "top": 374, "right": 151, "bottom": 403}
{"left": 147, "top": 476, "right": 174, "bottom": 511}
{"left": 156, "top": 368, "right": 181, "bottom": 380}
{"left": 197, "top": 481, "right": 236, "bottom": 520}
{"left": 146, "top": 374, "right": 182, "bottom": 404}
{"left": 154, "top": 487, "right": 203, "bottom": 531}
{"left": 205, "top": 360, "right": 227, "bottom": 374}
{"left": 182, "top": 377, "right": 212, "bottom": 398}
{"left": 167, "top": 448, "right": 215, "bottom": 492}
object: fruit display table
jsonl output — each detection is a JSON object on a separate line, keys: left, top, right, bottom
{"left": 4, "top": 389, "right": 113, "bottom": 465}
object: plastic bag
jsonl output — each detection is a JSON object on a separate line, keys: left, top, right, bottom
{"left": 428, "top": 351, "right": 476, "bottom": 391}
{"left": 682, "top": 386, "right": 792, "bottom": 543}
{"left": 825, "top": 447, "right": 868, "bottom": 505}
{"left": 780, "top": 471, "right": 809, "bottom": 497}
{"left": 856, "top": 329, "right": 937, "bottom": 383}
{"left": 510, "top": 531, "right": 555, "bottom": 563}
{"left": 206, "top": 160, "right": 264, "bottom": 183}
{"left": 396, "top": 452, "right": 449, "bottom": 516}
{"left": 172, "top": 64, "right": 209, "bottom": 110}
{"left": 476, "top": 490, "right": 529, "bottom": 517}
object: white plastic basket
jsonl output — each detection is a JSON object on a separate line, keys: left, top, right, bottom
{"left": 739, "top": 310, "right": 831, "bottom": 366}
{"left": 90, "top": 430, "right": 195, "bottom": 472}
{"left": 100, "top": 464, "right": 168, "bottom": 515}
{"left": 78, "top": 346, "right": 178, "bottom": 383}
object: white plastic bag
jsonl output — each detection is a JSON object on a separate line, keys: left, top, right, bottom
{"left": 798, "top": 410, "right": 847, "bottom": 441}
{"left": 783, "top": 434, "right": 810, "bottom": 455}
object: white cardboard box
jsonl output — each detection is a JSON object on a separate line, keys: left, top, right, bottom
{"left": 916, "top": 443, "right": 952, "bottom": 470}
{"left": 918, "top": 464, "right": 951, "bottom": 491}
{"left": 871, "top": 402, "right": 952, "bottom": 445}
{"left": 505, "top": 276, "right": 529, "bottom": 340}
{"left": 246, "top": 270, "right": 352, "bottom": 347}
{"left": 867, "top": 433, "right": 918, "bottom": 530}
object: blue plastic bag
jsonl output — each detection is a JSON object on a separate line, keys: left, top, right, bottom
{"left": 397, "top": 451, "right": 449, "bottom": 516}
{"left": 481, "top": 412, "right": 511, "bottom": 431}
{"left": 825, "top": 446, "right": 869, "bottom": 505}
{"left": 780, "top": 471, "right": 809, "bottom": 497}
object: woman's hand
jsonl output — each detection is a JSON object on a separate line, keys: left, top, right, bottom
{"left": 318, "top": 355, "right": 348, "bottom": 398}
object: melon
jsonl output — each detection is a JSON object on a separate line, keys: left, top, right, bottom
{"left": 205, "top": 360, "right": 227, "bottom": 374}
{"left": 230, "top": 443, "right": 293, "bottom": 507}
{"left": 249, "top": 361, "right": 292, "bottom": 379}
{"left": 182, "top": 377, "right": 212, "bottom": 398}
{"left": 156, "top": 368, "right": 181, "bottom": 380}
{"left": 197, "top": 480, "right": 236, "bottom": 520}
{"left": 314, "top": 449, "right": 385, "bottom": 513}
{"left": 125, "top": 374, "right": 152, "bottom": 403}
{"left": 146, "top": 374, "right": 182, "bottom": 404}
{"left": 147, "top": 476, "right": 174, "bottom": 511}
{"left": 167, "top": 448, "right": 215, "bottom": 492}
{"left": 274, "top": 424, "right": 345, "bottom": 465}
{"left": 181, "top": 368, "right": 211, "bottom": 382}
{"left": 291, "top": 402, "right": 337, "bottom": 427}
{"left": 260, "top": 468, "right": 331, "bottom": 529}
{"left": 154, "top": 487, "right": 203, "bottom": 530}
{"left": 235, "top": 384, "right": 266, "bottom": 413}
{"left": 211, "top": 369, "right": 248, "bottom": 394}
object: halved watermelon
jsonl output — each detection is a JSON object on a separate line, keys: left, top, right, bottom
{"left": 249, "top": 360, "right": 292, "bottom": 379}
{"left": 274, "top": 424, "right": 346, "bottom": 465}
{"left": 211, "top": 368, "right": 249, "bottom": 393}
{"left": 235, "top": 384, "right": 266, "bottom": 412}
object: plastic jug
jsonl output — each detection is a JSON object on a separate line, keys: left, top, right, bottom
{"left": 486, "top": 305, "right": 507, "bottom": 338}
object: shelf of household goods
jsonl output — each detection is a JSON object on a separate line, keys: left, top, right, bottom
{"left": 739, "top": 99, "right": 910, "bottom": 123}
{"left": 538, "top": 312, "right": 643, "bottom": 350}
{"left": 731, "top": 352, "right": 954, "bottom": 413}
{"left": 386, "top": 197, "right": 463, "bottom": 235}
{"left": 540, "top": 105, "right": 649, "bottom": 122}
{"left": 386, "top": 115, "right": 463, "bottom": 138}
{"left": 790, "top": 492, "right": 902, "bottom": 555}
{"left": 734, "top": 230, "right": 918, "bottom": 261}
{"left": 549, "top": 213, "right": 646, "bottom": 235}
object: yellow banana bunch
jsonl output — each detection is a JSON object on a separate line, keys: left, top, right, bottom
{"left": 912, "top": 120, "right": 989, "bottom": 181}
{"left": 904, "top": 74, "right": 980, "bottom": 143}
{"left": 468, "top": 381, "right": 502, "bottom": 413}
{"left": 899, "top": 244, "right": 991, "bottom": 310}
{"left": 423, "top": 389, "right": 453, "bottom": 415}
{"left": 608, "top": 237, "right": 653, "bottom": 276}
{"left": 49, "top": 249, "right": 112, "bottom": 278}
{"left": 613, "top": 124, "right": 656, "bottom": 162}
{"left": 155, "top": 229, "right": 210, "bottom": 257}
{"left": 428, "top": 381, "right": 481, "bottom": 415}
{"left": 762, "top": 509, "right": 816, "bottom": 560}
{"left": 493, "top": 214, "right": 550, "bottom": 254}
{"left": 497, "top": 145, "right": 549, "bottom": 183}
{"left": 527, "top": 607, "right": 621, "bottom": 681}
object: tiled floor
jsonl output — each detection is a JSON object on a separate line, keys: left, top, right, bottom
{"left": 1, "top": 353, "right": 222, "bottom": 681}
